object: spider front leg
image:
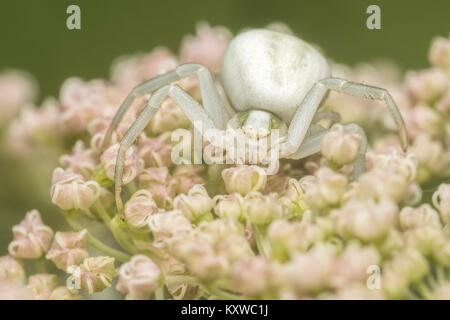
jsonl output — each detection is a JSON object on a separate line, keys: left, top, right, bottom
{"left": 282, "top": 77, "right": 408, "bottom": 168}
{"left": 102, "top": 63, "right": 229, "bottom": 150}
{"left": 113, "top": 84, "right": 218, "bottom": 217}
{"left": 285, "top": 123, "right": 368, "bottom": 179}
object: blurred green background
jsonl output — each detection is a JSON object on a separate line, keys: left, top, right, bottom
{"left": 0, "top": 0, "right": 449, "bottom": 253}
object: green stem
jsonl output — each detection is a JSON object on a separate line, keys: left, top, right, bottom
{"left": 252, "top": 224, "right": 272, "bottom": 257}
{"left": 415, "top": 281, "right": 433, "bottom": 300}
{"left": 109, "top": 216, "right": 142, "bottom": 255}
{"left": 95, "top": 200, "right": 141, "bottom": 255}
{"left": 64, "top": 213, "right": 131, "bottom": 262}
{"left": 155, "top": 286, "right": 165, "bottom": 300}
{"left": 34, "top": 257, "right": 47, "bottom": 274}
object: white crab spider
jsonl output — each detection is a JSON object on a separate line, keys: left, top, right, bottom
{"left": 102, "top": 28, "right": 408, "bottom": 216}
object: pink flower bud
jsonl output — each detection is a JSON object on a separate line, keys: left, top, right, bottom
{"left": 232, "top": 256, "right": 279, "bottom": 297}
{"left": 410, "top": 103, "right": 442, "bottom": 138}
{"left": 116, "top": 255, "right": 161, "bottom": 299}
{"left": 0, "top": 255, "right": 26, "bottom": 284}
{"left": 78, "top": 256, "right": 116, "bottom": 294}
{"left": 303, "top": 168, "right": 348, "bottom": 210}
{"left": 60, "top": 78, "right": 120, "bottom": 131}
{"left": 399, "top": 204, "right": 441, "bottom": 230}
{"left": 101, "top": 143, "right": 141, "bottom": 185}
{"left": 429, "top": 35, "right": 450, "bottom": 71}
{"left": 124, "top": 190, "right": 159, "bottom": 231}
{"left": 8, "top": 210, "right": 53, "bottom": 259}
{"left": 60, "top": 141, "right": 98, "bottom": 179}
{"left": 46, "top": 229, "right": 88, "bottom": 271}
{"left": 433, "top": 183, "right": 450, "bottom": 224}
{"left": 147, "top": 99, "right": 190, "bottom": 135}
{"left": 242, "top": 192, "right": 282, "bottom": 225}
{"left": 436, "top": 91, "right": 450, "bottom": 116}
{"left": 49, "top": 286, "right": 83, "bottom": 300}
{"left": 332, "top": 242, "right": 380, "bottom": 288}
{"left": 88, "top": 116, "right": 132, "bottom": 152}
{"left": 222, "top": 165, "right": 267, "bottom": 195}
{"left": 111, "top": 47, "right": 178, "bottom": 91}
{"left": 139, "top": 167, "right": 176, "bottom": 209}
{"left": 0, "top": 280, "right": 34, "bottom": 300}
{"left": 6, "top": 100, "right": 60, "bottom": 154}
{"left": 268, "top": 219, "right": 332, "bottom": 261}
{"left": 411, "top": 134, "right": 446, "bottom": 180}
{"left": 383, "top": 249, "right": 429, "bottom": 291}
{"left": 286, "top": 244, "right": 337, "bottom": 294}
{"left": 180, "top": 22, "right": 232, "bottom": 73}
{"left": 332, "top": 198, "right": 397, "bottom": 242}
{"left": 322, "top": 124, "right": 362, "bottom": 166}
{"left": 404, "top": 225, "right": 443, "bottom": 256}
{"left": 174, "top": 184, "right": 213, "bottom": 222}
{"left": 171, "top": 164, "right": 205, "bottom": 195}
{"left": 27, "top": 274, "right": 58, "bottom": 300}
{"left": 349, "top": 169, "right": 409, "bottom": 202}
{"left": 138, "top": 132, "right": 173, "bottom": 168}
{"left": 0, "top": 70, "right": 36, "bottom": 125}
{"left": 50, "top": 168, "right": 100, "bottom": 211}
{"left": 405, "top": 68, "right": 448, "bottom": 103}
{"left": 367, "top": 150, "right": 417, "bottom": 182}
{"left": 170, "top": 234, "right": 229, "bottom": 280}
{"left": 213, "top": 193, "right": 244, "bottom": 221}
{"left": 148, "top": 210, "right": 193, "bottom": 248}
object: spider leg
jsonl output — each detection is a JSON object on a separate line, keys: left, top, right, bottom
{"left": 114, "top": 84, "right": 217, "bottom": 216}
{"left": 282, "top": 77, "right": 408, "bottom": 157}
{"left": 102, "top": 63, "right": 228, "bottom": 150}
{"left": 286, "top": 123, "right": 368, "bottom": 178}
{"left": 312, "top": 110, "right": 341, "bottom": 125}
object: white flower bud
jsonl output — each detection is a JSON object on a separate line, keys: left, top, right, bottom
{"left": 322, "top": 124, "right": 362, "bottom": 166}
{"left": 173, "top": 184, "right": 213, "bottom": 222}
{"left": 222, "top": 165, "right": 267, "bottom": 195}
{"left": 213, "top": 193, "right": 244, "bottom": 221}
{"left": 242, "top": 192, "right": 282, "bottom": 225}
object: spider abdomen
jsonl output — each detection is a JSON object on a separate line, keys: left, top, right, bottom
{"left": 221, "top": 29, "right": 330, "bottom": 123}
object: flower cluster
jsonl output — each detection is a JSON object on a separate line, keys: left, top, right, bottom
{"left": 0, "top": 24, "right": 449, "bottom": 300}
